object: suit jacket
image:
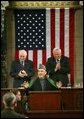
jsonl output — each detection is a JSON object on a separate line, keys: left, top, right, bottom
{"left": 29, "top": 77, "right": 57, "bottom": 91}
{"left": 46, "top": 55, "right": 70, "bottom": 87}
{"left": 1, "top": 108, "right": 26, "bottom": 118}
{"left": 10, "top": 59, "right": 35, "bottom": 88}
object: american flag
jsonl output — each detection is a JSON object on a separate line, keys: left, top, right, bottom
{"left": 14, "top": 8, "right": 74, "bottom": 86}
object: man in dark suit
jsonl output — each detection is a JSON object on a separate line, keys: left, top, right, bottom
{"left": 29, "top": 64, "right": 57, "bottom": 91}
{"left": 1, "top": 92, "right": 27, "bottom": 118}
{"left": 10, "top": 49, "right": 35, "bottom": 88}
{"left": 46, "top": 48, "right": 70, "bottom": 87}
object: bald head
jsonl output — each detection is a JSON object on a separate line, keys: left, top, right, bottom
{"left": 19, "top": 50, "right": 27, "bottom": 61}
{"left": 53, "top": 48, "right": 61, "bottom": 59}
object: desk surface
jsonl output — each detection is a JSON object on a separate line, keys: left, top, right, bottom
{"left": 26, "top": 110, "right": 83, "bottom": 118}
{"left": 1, "top": 87, "right": 83, "bottom": 90}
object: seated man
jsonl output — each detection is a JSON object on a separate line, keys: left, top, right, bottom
{"left": 29, "top": 64, "right": 58, "bottom": 91}
{"left": 1, "top": 92, "right": 28, "bottom": 118}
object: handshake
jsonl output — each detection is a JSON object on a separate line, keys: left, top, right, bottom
{"left": 18, "top": 70, "right": 28, "bottom": 78}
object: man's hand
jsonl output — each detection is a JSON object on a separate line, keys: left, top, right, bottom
{"left": 18, "top": 71, "right": 25, "bottom": 78}
{"left": 56, "top": 81, "right": 62, "bottom": 88}
{"left": 21, "top": 81, "right": 29, "bottom": 88}
{"left": 18, "top": 70, "right": 28, "bottom": 78}
{"left": 55, "top": 63, "right": 61, "bottom": 71}
{"left": 21, "top": 70, "right": 28, "bottom": 76}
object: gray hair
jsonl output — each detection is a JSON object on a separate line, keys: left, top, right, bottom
{"left": 53, "top": 48, "right": 61, "bottom": 53}
{"left": 19, "top": 50, "right": 27, "bottom": 56}
{"left": 3, "top": 92, "right": 16, "bottom": 108}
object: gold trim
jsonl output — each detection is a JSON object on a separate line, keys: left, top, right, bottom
{"left": 8, "top": 1, "right": 80, "bottom": 8}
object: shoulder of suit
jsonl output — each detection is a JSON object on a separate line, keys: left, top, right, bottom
{"left": 61, "top": 55, "right": 69, "bottom": 59}
{"left": 12, "top": 59, "right": 19, "bottom": 63}
{"left": 48, "top": 57, "right": 55, "bottom": 60}
{"left": 26, "top": 59, "right": 33, "bottom": 62}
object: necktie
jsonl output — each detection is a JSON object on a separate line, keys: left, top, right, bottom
{"left": 56, "top": 59, "right": 60, "bottom": 63}
{"left": 21, "top": 61, "right": 24, "bottom": 66}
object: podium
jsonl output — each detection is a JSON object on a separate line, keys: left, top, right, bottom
{"left": 28, "top": 91, "right": 61, "bottom": 110}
